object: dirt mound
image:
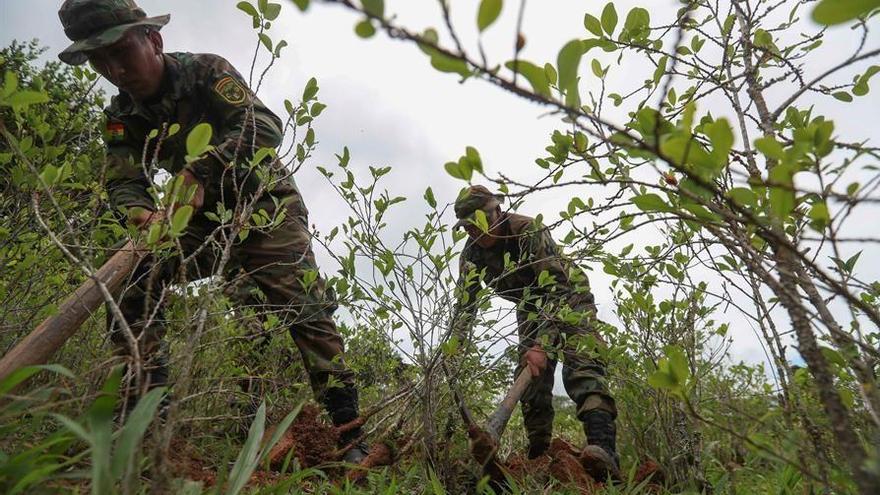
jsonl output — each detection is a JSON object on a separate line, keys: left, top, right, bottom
{"left": 499, "top": 439, "right": 668, "bottom": 493}
{"left": 267, "top": 404, "right": 338, "bottom": 468}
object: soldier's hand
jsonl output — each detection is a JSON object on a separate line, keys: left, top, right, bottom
{"left": 128, "top": 207, "right": 160, "bottom": 229}
{"left": 178, "top": 168, "right": 205, "bottom": 210}
{"left": 524, "top": 345, "right": 547, "bottom": 377}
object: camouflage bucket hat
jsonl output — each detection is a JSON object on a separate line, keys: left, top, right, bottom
{"left": 58, "top": 0, "right": 170, "bottom": 65}
{"left": 454, "top": 185, "right": 504, "bottom": 229}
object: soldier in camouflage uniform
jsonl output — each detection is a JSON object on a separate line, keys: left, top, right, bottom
{"left": 451, "top": 185, "right": 620, "bottom": 479}
{"left": 58, "top": 0, "right": 368, "bottom": 462}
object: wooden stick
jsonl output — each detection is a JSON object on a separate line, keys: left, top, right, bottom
{"left": 0, "top": 241, "right": 141, "bottom": 386}
{"left": 485, "top": 368, "right": 533, "bottom": 441}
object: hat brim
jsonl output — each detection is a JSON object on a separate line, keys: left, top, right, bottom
{"left": 58, "top": 14, "right": 170, "bottom": 65}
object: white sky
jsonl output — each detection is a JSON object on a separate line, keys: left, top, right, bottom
{"left": 3, "top": 0, "right": 878, "bottom": 394}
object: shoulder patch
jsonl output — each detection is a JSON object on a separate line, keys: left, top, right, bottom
{"left": 105, "top": 121, "right": 125, "bottom": 143}
{"left": 213, "top": 75, "right": 248, "bottom": 105}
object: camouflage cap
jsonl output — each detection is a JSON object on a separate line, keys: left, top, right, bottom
{"left": 58, "top": 0, "right": 170, "bottom": 65}
{"left": 454, "top": 185, "right": 504, "bottom": 229}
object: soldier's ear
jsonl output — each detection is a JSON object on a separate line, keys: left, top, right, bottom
{"left": 147, "top": 29, "right": 163, "bottom": 56}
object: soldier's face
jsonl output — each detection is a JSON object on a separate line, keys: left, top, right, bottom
{"left": 464, "top": 208, "right": 503, "bottom": 248}
{"left": 87, "top": 29, "right": 165, "bottom": 101}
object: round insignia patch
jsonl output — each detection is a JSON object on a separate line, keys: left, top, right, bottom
{"left": 213, "top": 76, "right": 248, "bottom": 105}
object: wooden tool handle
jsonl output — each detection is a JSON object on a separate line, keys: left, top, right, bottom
{"left": 0, "top": 241, "right": 141, "bottom": 385}
{"left": 485, "top": 368, "right": 533, "bottom": 440}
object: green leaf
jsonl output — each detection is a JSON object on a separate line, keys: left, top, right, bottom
{"left": 226, "top": 403, "right": 267, "bottom": 495}
{"left": 171, "top": 206, "right": 194, "bottom": 235}
{"left": 544, "top": 63, "right": 557, "bottom": 85}
{"left": 5, "top": 90, "right": 49, "bottom": 107}
{"left": 258, "top": 33, "right": 273, "bottom": 52}
{"left": 505, "top": 60, "right": 551, "bottom": 97}
{"left": 355, "top": 19, "right": 376, "bottom": 38}
{"left": 632, "top": 193, "right": 672, "bottom": 213}
{"left": 601, "top": 2, "right": 618, "bottom": 35}
{"left": 832, "top": 91, "right": 853, "bottom": 102}
{"left": 477, "top": 0, "right": 503, "bottom": 32}
{"left": 237, "top": 1, "right": 258, "bottom": 17}
{"left": 753, "top": 29, "right": 774, "bottom": 51}
{"left": 424, "top": 187, "right": 437, "bottom": 208}
{"left": 665, "top": 345, "right": 690, "bottom": 384}
{"left": 263, "top": 2, "right": 281, "bottom": 20}
{"left": 473, "top": 209, "right": 490, "bottom": 233}
{"left": 755, "top": 136, "right": 784, "bottom": 160}
{"left": 853, "top": 65, "right": 880, "bottom": 96}
{"left": 652, "top": 56, "right": 668, "bottom": 85}
{"left": 847, "top": 182, "right": 860, "bottom": 197}
{"left": 303, "top": 77, "right": 319, "bottom": 101}
{"left": 809, "top": 201, "right": 830, "bottom": 230}
{"left": 812, "top": 0, "right": 880, "bottom": 26}
{"left": 727, "top": 187, "right": 758, "bottom": 207}
{"left": 464, "top": 146, "right": 484, "bottom": 174}
{"left": 147, "top": 222, "right": 162, "bottom": 244}
{"left": 591, "top": 59, "right": 605, "bottom": 78}
{"left": 0, "top": 364, "right": 73, "bottom": 396}
{"left": 311, "top": 101, "right": 327, "bottom": 116}
{"left": 444, "top": 161, "right": 471, "bottom": 181}
{"left": 557, "top": 39, "right": 584, "bottom": 100}
{"left": 255, "top": 401, "right": 303, "bottom": 472}
{"left": 185, "top": 123, "right": 213, "bottom": 157}
{"left": 769, "top": 162, "right": 796, "bottom": 220}
{"left": 648, "top": 370, "right": 677, "bottom": 389}
{"left": 40, "top": 164, "right": 59, "bottom": 185}
{"left": 430, "top": 53, "right": 471, "bottom": 78}
{"left": 112, "top": 387, "right": 167, "bottom": 478}
{"left": 584, "top": 13, "right": 603, "bottom": 36}
{"left": 52, "top": 414, "right": 91, "bottom": 444}
{"left": 623, "top": 7, "right": 650, "bottom": 40}
{"left": 705, "top": 118, "right": 733, "bottom": 165}
{"left": 273, "top": 39, "right": 288, "bottom": 57}
{"left": 361, "top": 0, "right": 384, "bottom": 18}
{"left": 3, "top": 70, "right": 18, "bottom": 97}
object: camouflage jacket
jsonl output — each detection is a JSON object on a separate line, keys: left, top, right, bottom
{"left": 452, "top": 212, "right": 595, "bottom": 343}
{"left": 103, "top": 52, "right": 295, "bottom": 216}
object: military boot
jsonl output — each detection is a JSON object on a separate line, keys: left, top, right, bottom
{"left": 527, "top": 437, "right": 551, "bottom": 459}
{"left": 323, "top": 384, "right": 369, "bottom": 464}
{"left": 580, "top": 410, "right": 621, "bottom": 481}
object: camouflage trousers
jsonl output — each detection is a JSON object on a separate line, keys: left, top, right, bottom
{"left": 107, "top": 193, "right": 355, "bottom": 408}
{"left": 514, "top": 301, "right": 617, "bottom": 450}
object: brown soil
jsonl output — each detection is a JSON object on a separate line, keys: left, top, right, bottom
{"left": 467, "top": 424, "right": 499, "bottom": 466}
{"left": 168, "top": 438, "right": 217, "bottom": 487}
{"left": 547, "top": 439, "right": 598, "bottom": 494}
{"left": 266, "top": 404, "right": 338, "bottom": 468}
{"left": 504, "top": 451, "right": 552, "bottom": 481}
{"left": 634, "top": 458, "right": 665, "bottom": 490}
{"left": 346, "top": 441, "right": 395, "bottom": 483}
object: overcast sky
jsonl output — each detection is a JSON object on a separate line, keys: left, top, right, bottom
{"left": 3, "top": 1, "right": 878, "bottom": 393}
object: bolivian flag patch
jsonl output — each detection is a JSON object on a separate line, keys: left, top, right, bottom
{"left": 213, "top": 75, "right": 247, "bottom": 105}
{"left": 106, "top": 121, "right": 125, "bottom": 142}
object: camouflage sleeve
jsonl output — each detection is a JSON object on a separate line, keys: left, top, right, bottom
{"left": 524, "top": 226, "right": 592, "bottom": 342}
{"left": 104, "top": 114, "right": 154, "bottom": 215}
{"left": 450, "top": 250, "right": 483, "bottom": 348}
{"left": 186, "top": 56, "right": 284, "bottom": 209}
